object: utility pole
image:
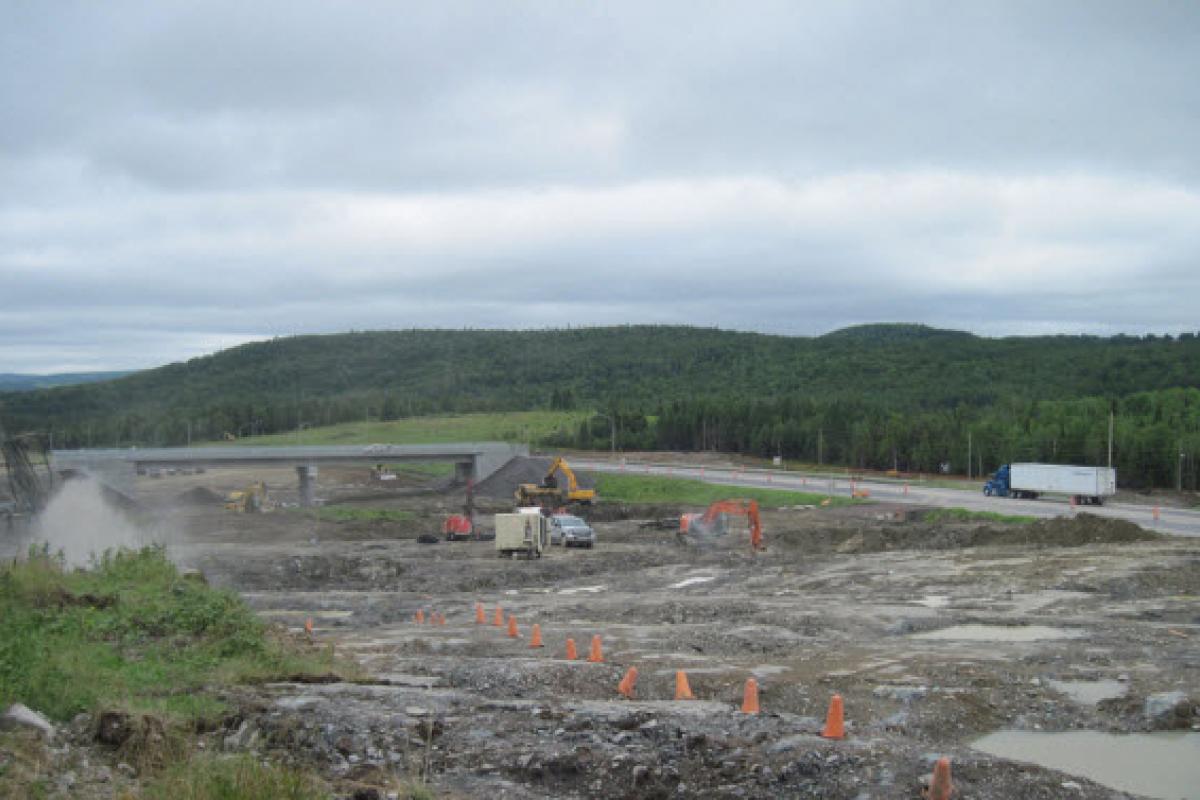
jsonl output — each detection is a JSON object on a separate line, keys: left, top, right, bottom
{"left": 967, "top": 430, "right": 972, "bottom": 480}
{"left": 1179, "top": 441, "right": 1185, "bottom": 493}
{"left": 186, "top": 420, "right": 192, "bottom": 448}
{"left": 1104, "top": 410, "right": 1113, "bottom": 465}
{"left": 817, "top": 428, "right": 823, "bottom": 466}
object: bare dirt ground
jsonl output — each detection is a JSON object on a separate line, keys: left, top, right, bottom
{"left": 5, "top": 466, "right": 1200, "bottom": 799}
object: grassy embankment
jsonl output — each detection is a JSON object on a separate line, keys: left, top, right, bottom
{"left": 922, "top": 507, "right": 1037, "bottom": 524}
{"left": 0, "top": 547, "right": 365, "bottom": 799}
{"left": 594, "top": 473, "right": 857, "bottom": 507}
{"left": 228, "top": 410, "right": 586, "bottom": 447}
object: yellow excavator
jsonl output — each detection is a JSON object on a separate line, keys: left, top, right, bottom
{"left": 515, "top": 457, "right": 596, "bottom": 509}
{"left": 224, "top": 482, "right": 271, "bottom": 513}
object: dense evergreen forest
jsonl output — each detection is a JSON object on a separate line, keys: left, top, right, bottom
{"left": 2, "top": 324, "right": 1198, "bottom": 488}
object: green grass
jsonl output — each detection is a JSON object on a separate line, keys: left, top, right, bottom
{"left": 0, "top": 546, "right": 356, "bottom": 725}
{"left": 922, "top": 507, "right": 1036, "bottom": 525}
{"left": 141, "top": 754, "right": 329, "bottom": 800}
{"left": 313, "top": 506, "right": 416, "bottom": 523}
{"left": 228, "top": 410, "right": 586, "bottom": 446}
{"left": 595, "top": 474, "right": 856, "bottom": 507}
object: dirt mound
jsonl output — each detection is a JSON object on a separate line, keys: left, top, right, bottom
{"left": 983, "top": 513, "right": 1159, "bottom": 547}
{"left": 176, "top": 486, "right": 224, "bottom": 505}
{"left": 474, "top": 457, "right": 596, "bottom": 500}
{"left": 772, "top": 512, "right": 1160, "bottom": 554}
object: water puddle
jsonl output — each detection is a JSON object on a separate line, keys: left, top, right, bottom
{"left": 912, "top": 624, "right": 1084, "bottom": 642}
{"left": 972, "top": 730, "right": 1200, "bottom": 799}
{"left": 915, "top": 595, "right": 950, "bottom": 608}
{"left": 1047, "top": 679, "right": 1127, "bottom": 705}
{"left": 670, "top": 576, "right": 716, "bottom": 589}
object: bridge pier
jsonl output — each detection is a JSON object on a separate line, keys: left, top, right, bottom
{"left": 296, "top": 465, "right": 318, "bottom": 507}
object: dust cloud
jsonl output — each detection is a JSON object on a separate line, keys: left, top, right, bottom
{"left": 32, "top": 478, "right": 167, "bottom": 567}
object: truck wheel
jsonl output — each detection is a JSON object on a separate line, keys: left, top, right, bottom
{"left": 984, "top": 486, "right": 992, "bottom": 497}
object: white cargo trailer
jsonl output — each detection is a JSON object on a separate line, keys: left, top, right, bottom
{"left": 494, "top": 510, "right": 550, "bottom": 559}
{"left": 984, "top": 463, "right": 1116, "bottom": 505}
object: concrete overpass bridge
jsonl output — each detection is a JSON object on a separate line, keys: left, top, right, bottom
{"left": 49, "top": 443, "right": 528, "bottom": 506}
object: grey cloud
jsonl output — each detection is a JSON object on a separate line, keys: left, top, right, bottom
{"left": 1, "top": 1, "right": 1198, "bottom": 371}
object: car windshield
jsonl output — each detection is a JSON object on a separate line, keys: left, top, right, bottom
{"left": 557, "top": 516, "right": 584, "bottom": 525}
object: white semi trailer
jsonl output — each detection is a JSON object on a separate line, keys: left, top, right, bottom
{"left": 983, "top": 463, "right": 1116, "bottom": 505}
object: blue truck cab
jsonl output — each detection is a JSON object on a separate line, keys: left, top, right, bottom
{"left": 983, "top": 465, "right": 1018, "bottom": 498}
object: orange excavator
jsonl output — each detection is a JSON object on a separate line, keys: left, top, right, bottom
{"left": 679, "top": 499, "right": 763, "bottom": 551}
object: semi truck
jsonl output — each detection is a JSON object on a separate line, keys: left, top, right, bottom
{"left": 983, "top": 463, "right": 1116, "bottom": 505}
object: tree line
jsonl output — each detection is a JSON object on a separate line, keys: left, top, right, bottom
{"left": 2, "top": 325, "right": 1198, "bottom": 488}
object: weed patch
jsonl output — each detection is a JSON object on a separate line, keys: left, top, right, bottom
{"left": 922, "top": 507, "right": 1037, "bottom": 525}
{"left": 595, "top": 474, "right": 856, "bottom": 507}
{"left": 0, "top": 547, "right": 356, "bottom": 724}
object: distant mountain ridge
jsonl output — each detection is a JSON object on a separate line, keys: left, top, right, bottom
{"left": 0, "top": 371, "right": 132, "bottom": 392}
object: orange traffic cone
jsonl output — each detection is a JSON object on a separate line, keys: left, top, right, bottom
{"left": 304, "top": 617, "right": 314, "bottom": 639}
{"left": 507, "top": 615, "right": 519, "bottom": 638}
{"left": 565, "top": 638, "right": 578, "bottom": 660}
{"left": 587, "top": 635, "right": 604, "bottom": 663}
{"left": 475, "top": 603, "right": 485, "bottom": 624}
{"left": 618, "top": 667, "right": 638, "bottom": 699}
{"left": 529, "top": 624, "right": 544, "bottom": 648}
{"left": 415, "top": 609, "right": 425, "bottom": 624}
{"left": 674, "top": 670, "right": 695, "bottom": 700}
{"left": 493, "top": 606, "right": 504, "bottom": 626}
{"left": 741, "top": 678, "right": 760, "bottom": 713}
{"left": 925, "top": 757, "right": 953, "bottom": 800}
{"left": 821, "top": 694, "right": 845, "bottom": 739}
{"left": 436, "top": 612, "right": 446, "bottom": 626}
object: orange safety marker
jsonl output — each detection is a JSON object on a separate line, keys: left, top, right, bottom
{"left": 436, "top": 612, "right": 446, "bottom": 626}
{"left": 529, "top": 624, "right": 544, "bottom": 648}
{"left": 618, "top": 667, "right": 638, "bottom": 699}
{"left": 304, "top": 617, "right": 314, "bottom": 638}
{"left": 475, "top": 603, "right": 485, "bottom": 624}
{"left": 565, "top": 638, "right": 578, "bottom": 660}
{"left": 493, "top": 606, "right": 504, "bottom": 626}
{"left": 587, "top": 635, "right": 604, "bottom": 663}
{"left": 674, "top": 670, "right": 695, "bottom": 700}
{"left": 507, "top": 615, "right": 519, "bottom": 638}
{"left": 926, "top": 757, "right": 954, "bottom": 800}
{"left": 1153, "top": 506, "right": 1161, "bottom": 522}
{"left": 415, "top": 609, "right": 425, "bottom": 624}
{"left": 740, "top": 678, "right": 760, "bottom": 714}
{"left": 821, "top": 693, "right": 845, "bottom": 739}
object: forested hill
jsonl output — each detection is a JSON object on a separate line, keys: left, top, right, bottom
{"left": 1, "top": 325, "right": 1198, "bottom": 479}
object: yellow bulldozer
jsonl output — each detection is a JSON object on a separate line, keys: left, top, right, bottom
{"left": 515, "top": 457, "right": 596, "bottom": 509}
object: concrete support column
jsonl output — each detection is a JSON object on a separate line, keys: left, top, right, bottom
{"left": 297, "top": 465, "right": 318, "bottom": 507}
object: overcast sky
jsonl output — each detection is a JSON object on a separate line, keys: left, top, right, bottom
{"left": 2, "top": 1, "right": 1198, "bottom": 372}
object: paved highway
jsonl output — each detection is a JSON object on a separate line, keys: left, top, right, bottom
{"left": 571, "top": 458, "right": 1200, "bottom": 538}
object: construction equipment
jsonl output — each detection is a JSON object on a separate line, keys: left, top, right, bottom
{"left": 679, "top": 499, "right": 763, "bottom": 550}
{"left": 443, "top": 513, "right": 473, "bottom": 541}
{"left": 494, "top": 509, "right": 550, "bottom": 559}
{"left": 515, "top": 456, "right": 597, "bottom": 509}
{"left": 224, "top": 481, "right": 271, "bottom": 513}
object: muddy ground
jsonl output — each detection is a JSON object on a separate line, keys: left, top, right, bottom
{"left": 5, "top": 466, "right": 1200, "bottom": 799}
